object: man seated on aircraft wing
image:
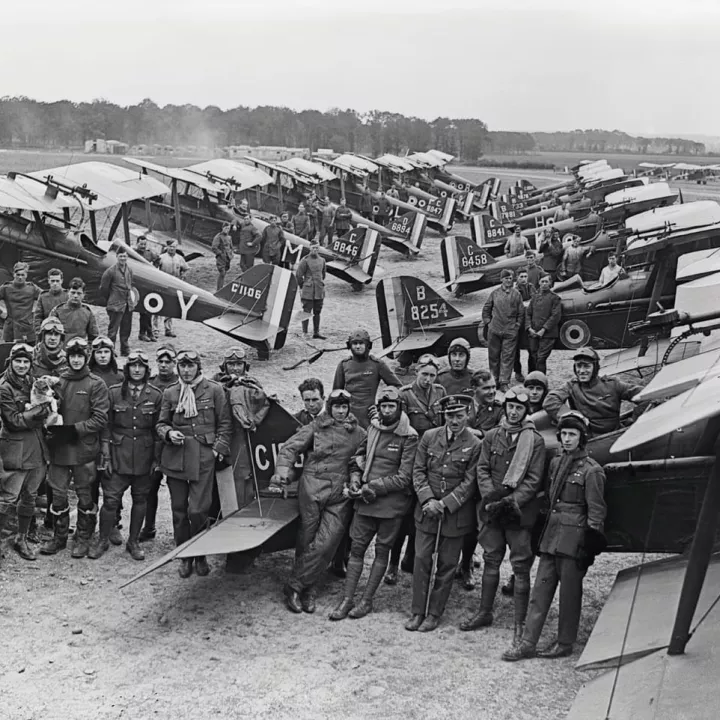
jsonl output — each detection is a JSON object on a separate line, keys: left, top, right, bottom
{"left": 543, "top": 347, "right": 643, "bottom": 437}
{"left": 595, "top": 251, "right": 627, "bottom": 287}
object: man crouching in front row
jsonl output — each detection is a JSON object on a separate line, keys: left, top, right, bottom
{"left": 406, "top": 395, "right": 482, "bottom": 633}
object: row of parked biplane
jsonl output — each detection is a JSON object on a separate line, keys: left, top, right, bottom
{"left": 2, "top": 151, "right": 720, "bottom": 717}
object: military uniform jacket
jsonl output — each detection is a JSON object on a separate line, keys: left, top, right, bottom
{"left": 544, "top": 375, "right": 643, "bottom": 436}
{"left": 0, "top": 377, "right": 48, "bottom": 469}
{"left": 334, "top": 206, "right": 353, "bottom": 232}
{"left": 294, "top": 408, "right": 320, "bottom": 426}
{"left": 149, "top": 372, "right": 178, "bottom": 393}
{"left": 50, "top": 302, "right": 99, "bottom": 342}
{"left": 99, "top": 264, "right": 135, "bottom": 312}
{"left": 482, "top": 286, "right": 524, "bottom": 337}
{"left": 437, "top": 367, "right": 474, "bottom": 397}
{"left": 0, "top": 282, "right": 41, "bottom": 342}
{"left": 539, "top": 449, "right": 607, "bottom": 558}
{"left": 93, "top": 366, "right": 124, "bottom": 388}
{"left": 33, "top": 288, "right": 68, "bottom": 335}
{"left": 471, "top": 400, "right": 504, "bottom": 434}
{"left": 32, "top": 346, "right": 67, "bottom": 379}
{"left": 261, "top": 225, "right": 286, "bottom": 262}
{"left": 476, "top": 424, "right": 546, "bottom": 528}
{"left": 276, "top": 413, "right": 366, "bottom": 503}
{"left": 333, "top": 355, "right": 401, "bottom": 428}
{"left": 399, "top": 382, "right": 446, "bottom": 437}
{"left": 525, "top": 288, "right": 562, "bottom": 338}
{"left": 54, "top": 367, "right": 110, "bottom": 466}
{"left": 413, "top": 426, "right": 482, "bottom": 537}
{"left": 238, "top": 224, "right": 261, "bottom": 256}
{"left": 351, "top": 413, "right": 418, "bottom": 519}
{"left": 104, "top": 383, "right": 162, "bottom": 476}
{"left": 296, "top": 255, "right": 326, "bottom": 300}
{"left": 212, "top": 232, "right": 234, "bottom": 267}
{"left": 320, "top": 205, "right": 335, "bottom": 228}
{"left": 291, "top": 212, "right": 311, "bottom": 239}
{"left": 539, "top": 238, "right": 564, "bottom": 273}
{"left": 156, "top": 378, "right": 232, "bottom": 481}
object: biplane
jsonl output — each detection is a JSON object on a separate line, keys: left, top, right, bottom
{"left": 243, "top": 155, "right": 424, "bottom": 258}
{"left": 124, "top": 157, "right": 382, "bottom": 288}
{"left": 378, "top": 200, "right": 720, "bottom": 360}
{"left": 0, "top": 161, "right": 298, "bottom": 355}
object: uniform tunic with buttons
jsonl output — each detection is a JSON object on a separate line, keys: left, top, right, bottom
{"left": 33, "top": 288, "right": 68, "bottom": 335}
{"left": 399, "top": 382, "right": 446, "bottom": 437}
{"left": 49, "top": 302, "right": 98, "bottom": 343}
{"left": 471, "top": 400, "right": 504, "bottom": 433}
{"left": 296, "top": 255, "right": 326, "bottom": 301}
{"left": 104, "top": 383, "right": 162, "bottom": 477}
{"left": 0, "top": 281, "right": 41, "bottom": 342}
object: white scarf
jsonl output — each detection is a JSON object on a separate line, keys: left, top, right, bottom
{"left": 177, "top": 373, "right": 204, "bottom": 418}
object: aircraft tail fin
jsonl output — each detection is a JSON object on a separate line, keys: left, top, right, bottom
{"left": 384, "top": 210, "right": 426, "bottom": 254}
{"left": 457, "top": 190, "right": 475, "bottom": 217}
{"left": 441, "top": 235, "right": 496, "bottom": 285}
{"left": 209, "top": 264, "right": 297, "bottom": 350}
{"left": 327, "top": 226, "right": 381, "bottom": 281}
{"left": 517, "top": 179, "right": 538, "bottom": 193}
{"left": 489, "top": 200, "right": 521, "bottom": 223}
{"left": 375, "top": 275, "right": 462, "bottom": 350}
{"left": 476, "top": 178, "right": 501, "bottom": 209}
{"left": 471, "top": 213, "right": 511, "bottom": 246}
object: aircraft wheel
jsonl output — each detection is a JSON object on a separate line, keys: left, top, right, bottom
{"left": 559, "top": 319, "right": 591, "bottom": 349}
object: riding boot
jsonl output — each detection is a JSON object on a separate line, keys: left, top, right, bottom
{"left": 14, "top": 514, "right": 37, "bottom": 561}
{"left": 0, "top": 509, "right": 8, "bottom": 565}
{"left": 125, "top": 502, "right": 145, "bottom": 560}
{"left": 312, "top": 314, "right": 326, "bottom": 340}
{"left": 301, "top": 320, "right": 309, "bottom": 335}
{"left": 350, "top": 552, "right": 388, "bottom": 619}
{"left": 27, "top": 514, "right": 40, "bottom": 543}
{"left": 72, "top": 504, "right": 97, "bottom": 559}
{"left": 88, "top": 505, "right": 113, "bottom": 559}
{"left": 329, "top": 556, "right": 364, "bottom": 620}
{"left": 40, "top": 506, "right": 70, "bottom": 555}
{"left": 460, "top": 568, "right": 499, "bottom": 631}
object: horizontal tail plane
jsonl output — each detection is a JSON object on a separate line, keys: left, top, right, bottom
{"left": 441, "top": 235, "right": 497, "bottom": 288}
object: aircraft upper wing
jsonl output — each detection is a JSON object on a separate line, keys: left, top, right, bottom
{"left": 279, "top": 158, "right": 336, "bottom": 183}
{"left": 124, "top": 157, "right": 227, "bottom": 194}
{"left": 0, "top": 174, "right": 83, "bottom": 213}
{"left": 186, "top": 159, "right": 274, "bottom": 190}
{"left": 29, "top": 161, "right": 170, "bottom": 210}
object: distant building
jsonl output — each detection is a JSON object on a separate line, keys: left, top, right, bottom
{"left": 224, "top": 145, "right": 309, "bottom": 161}
{"left": 84, "top": 139, "right": 128, "bottom": 155}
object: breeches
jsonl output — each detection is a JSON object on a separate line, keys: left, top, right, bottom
{"left": 411, "top": 529, "right": 463, "bottom": 617}
{"left": 478, "top": 522, "right": 534, "bottom": 574}
{"left": 166, "top": 466, "right": 216, "bottom": 546}
{"left": 0, "top": 466, "right": 46, "bottom": 517}
{"left": 49, "top": 462, "right": 96, "bottom": 511}
{"left": 349, "top": 514, "right": 404, "bottom": 557}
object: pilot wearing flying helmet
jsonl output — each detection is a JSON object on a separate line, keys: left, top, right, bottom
{"left": 543, "top": 347, "right": 643, "bottom": 436}
{"left": 462, "top": 386, "right": 545, "bottom": 648}
{"left": 503, "top": 410, "right": 607, "bottom": 662}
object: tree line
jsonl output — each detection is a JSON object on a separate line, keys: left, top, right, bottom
{"left": 0, "top": 97, "right": 707, "bottom": 158}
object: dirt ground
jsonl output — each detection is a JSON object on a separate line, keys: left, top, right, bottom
{"left": 0, "top": 155, "right": 665, "bottom": 720}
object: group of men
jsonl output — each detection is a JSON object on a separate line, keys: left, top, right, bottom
{"left": 263, "top": 327, "right": 640, "bottom": 661}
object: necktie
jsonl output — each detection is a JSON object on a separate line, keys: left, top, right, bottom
{"left": 448, "top": 432, "right": 455, "bottom": 445}
{"left": 130, "top": 385, "right": 140, "bottom": 403}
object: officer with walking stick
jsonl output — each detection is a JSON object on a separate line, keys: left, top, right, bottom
{"left": 405, "top": 395, "right": 482, "bottom": 633}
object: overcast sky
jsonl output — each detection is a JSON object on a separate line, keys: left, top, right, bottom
{"left": 4, "top": 0, "right": 719, "bottom": 136}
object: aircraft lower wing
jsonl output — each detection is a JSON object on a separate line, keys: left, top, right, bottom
{"left": 120, "top": 498, "right": 300, "bottom": 588}
{"left": 566, "top": 553, "right": 720, "bottom": 719}
{"left": 600, "top": 339, "right": 702, "bottom": 376}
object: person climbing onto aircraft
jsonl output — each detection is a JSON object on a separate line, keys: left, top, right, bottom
{"left": 387, "top": 354, "right": 447, "bottom": 586}
{"left": 544, "top": 347, "right": 643, "bottom": 436}
{"left": 333, "top": 197, "right": 353, "bottom": 241}
{"left": 525, "top": 273, "right": 561, "bottom": 375}
{"left": 405, "top": 394, "right": 482, "bottom": 633}
{"left": 292, "top": 203, "right": 312, "bottom": 240}
{"left": 49, "top": 277, "right": 99, "bottom": 343}
{"left": 261, "top": 215, "right": 287, "bottom": 267}
{"left": 437, "top": 338, "right": 475, "bottom": 396}
{"left": 294, "top": 377, "right": 325, "bottom": 426}
{"left": 0, "top": 262, "right": 41, "bottom": 343}
{"left": 270, "top": 389, "right": 366, "bottom": 615}
{"left": 89, "top": 350, "right": 162, "bottom": 562}
{"left": 504, "top": 226, "right": 531, "bottom": 258}
{"left": 502, "top": 411, "right": 607, "bottom": 661}
{"left": 538, "top": 227, "right": 564, "bottom": 284}
{"left": 333, "top": 328, "right": 401, "bottom": 429}
{"left": 212, "top": 223, "right": 235, "bottom": 290}
{"left": 329, "top": 387, "right": 418, "bottom": 621}
{"left": 237, "top": 215, "right": 262, "bottom": 272}
{"left": 156, "top": 240, "right": 188, "bottom": 338}
{"left": 0, "top": 343, "right": 51, "bottom": 564}
{"left": 482, "top": 269, "right": 524, "bottom": 392}
{"left": 99, "top": 248, "right": 135, "bottom": 356}
{"left": 156, "top": 350, "right": 232, "bottom": 578}
{"left": 139, "top": 344, "right": 179, "bottom": 542}
{"left": 41, "top": 337, "right": 109, "bottom": 558}
{"left": 559, "top": 235, "right": 591, "bottom": 281}
{"left": 460, "top": 387, "right": 545, "bottom": 650}
{"left": 319, "top": 197, "right": 336, "bottom": 247}
{"left": 296, "top": 239, "right": 327, "bottom": 340}
{"left": 33, "top": 268, "right": 67, "bottom": 337}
